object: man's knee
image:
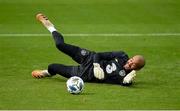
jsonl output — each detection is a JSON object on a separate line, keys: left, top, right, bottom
{"left": 55, "top": 41, "right": 64, "bottom": 50}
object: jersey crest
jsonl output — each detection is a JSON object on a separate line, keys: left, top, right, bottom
{"left": 119, "top": 70, "right": 126, "bottom": 77}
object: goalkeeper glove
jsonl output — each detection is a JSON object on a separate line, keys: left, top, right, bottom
{"left": 123, "top": 70, "right": 136, "bottom": 84}
{"left": 93, "top": 63, "right": 105, "bottom": 80}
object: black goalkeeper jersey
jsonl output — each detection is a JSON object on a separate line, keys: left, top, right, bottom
{"left": 50, "top": 31, "right": 132, "bottom": 85}
{"left": 79, "top": 51, "right": 131, "bottom": 85}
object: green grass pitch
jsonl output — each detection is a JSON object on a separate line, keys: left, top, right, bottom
{"left": 0, "top": 0, "right": 180, "bottom": 110}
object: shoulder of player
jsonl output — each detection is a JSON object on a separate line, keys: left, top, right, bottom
{"left": 112, "top": 51, "right": 129, "bottom": 57}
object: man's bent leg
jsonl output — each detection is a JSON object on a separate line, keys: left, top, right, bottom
{"left": 52, "top": 31, "right": 90, "bottom": 64}
{"left": 48, "top": 63, "right": 79, "bottom": 78}
{"left": 36, "top": 13, "right": 90, "bottom": 64}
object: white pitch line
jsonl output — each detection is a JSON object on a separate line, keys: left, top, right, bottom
{"left": 0, "top": 33, "right": 180, "bottom": 37}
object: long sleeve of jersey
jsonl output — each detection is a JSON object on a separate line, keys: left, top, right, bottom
{"left": 93, "top": 51, "right": 129, "bottom": 63}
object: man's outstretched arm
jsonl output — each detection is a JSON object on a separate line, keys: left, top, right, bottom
{"left": 92, "top": 52, "right": 115, "bottom": 80}
{"left": 93, "top": 51, "right": 128, "bottom": 63}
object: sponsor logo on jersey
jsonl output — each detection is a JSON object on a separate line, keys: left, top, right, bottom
{"left": 119, "top": 70, "right": 126, "bottom": 77}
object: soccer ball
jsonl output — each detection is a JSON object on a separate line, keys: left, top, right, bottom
{"left": 66, "top": 76, "right": 84, "bottom": 94}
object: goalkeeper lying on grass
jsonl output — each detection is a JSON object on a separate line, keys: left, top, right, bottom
{"left": 32, "top": 13, "right": 145, "bottom": 86}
